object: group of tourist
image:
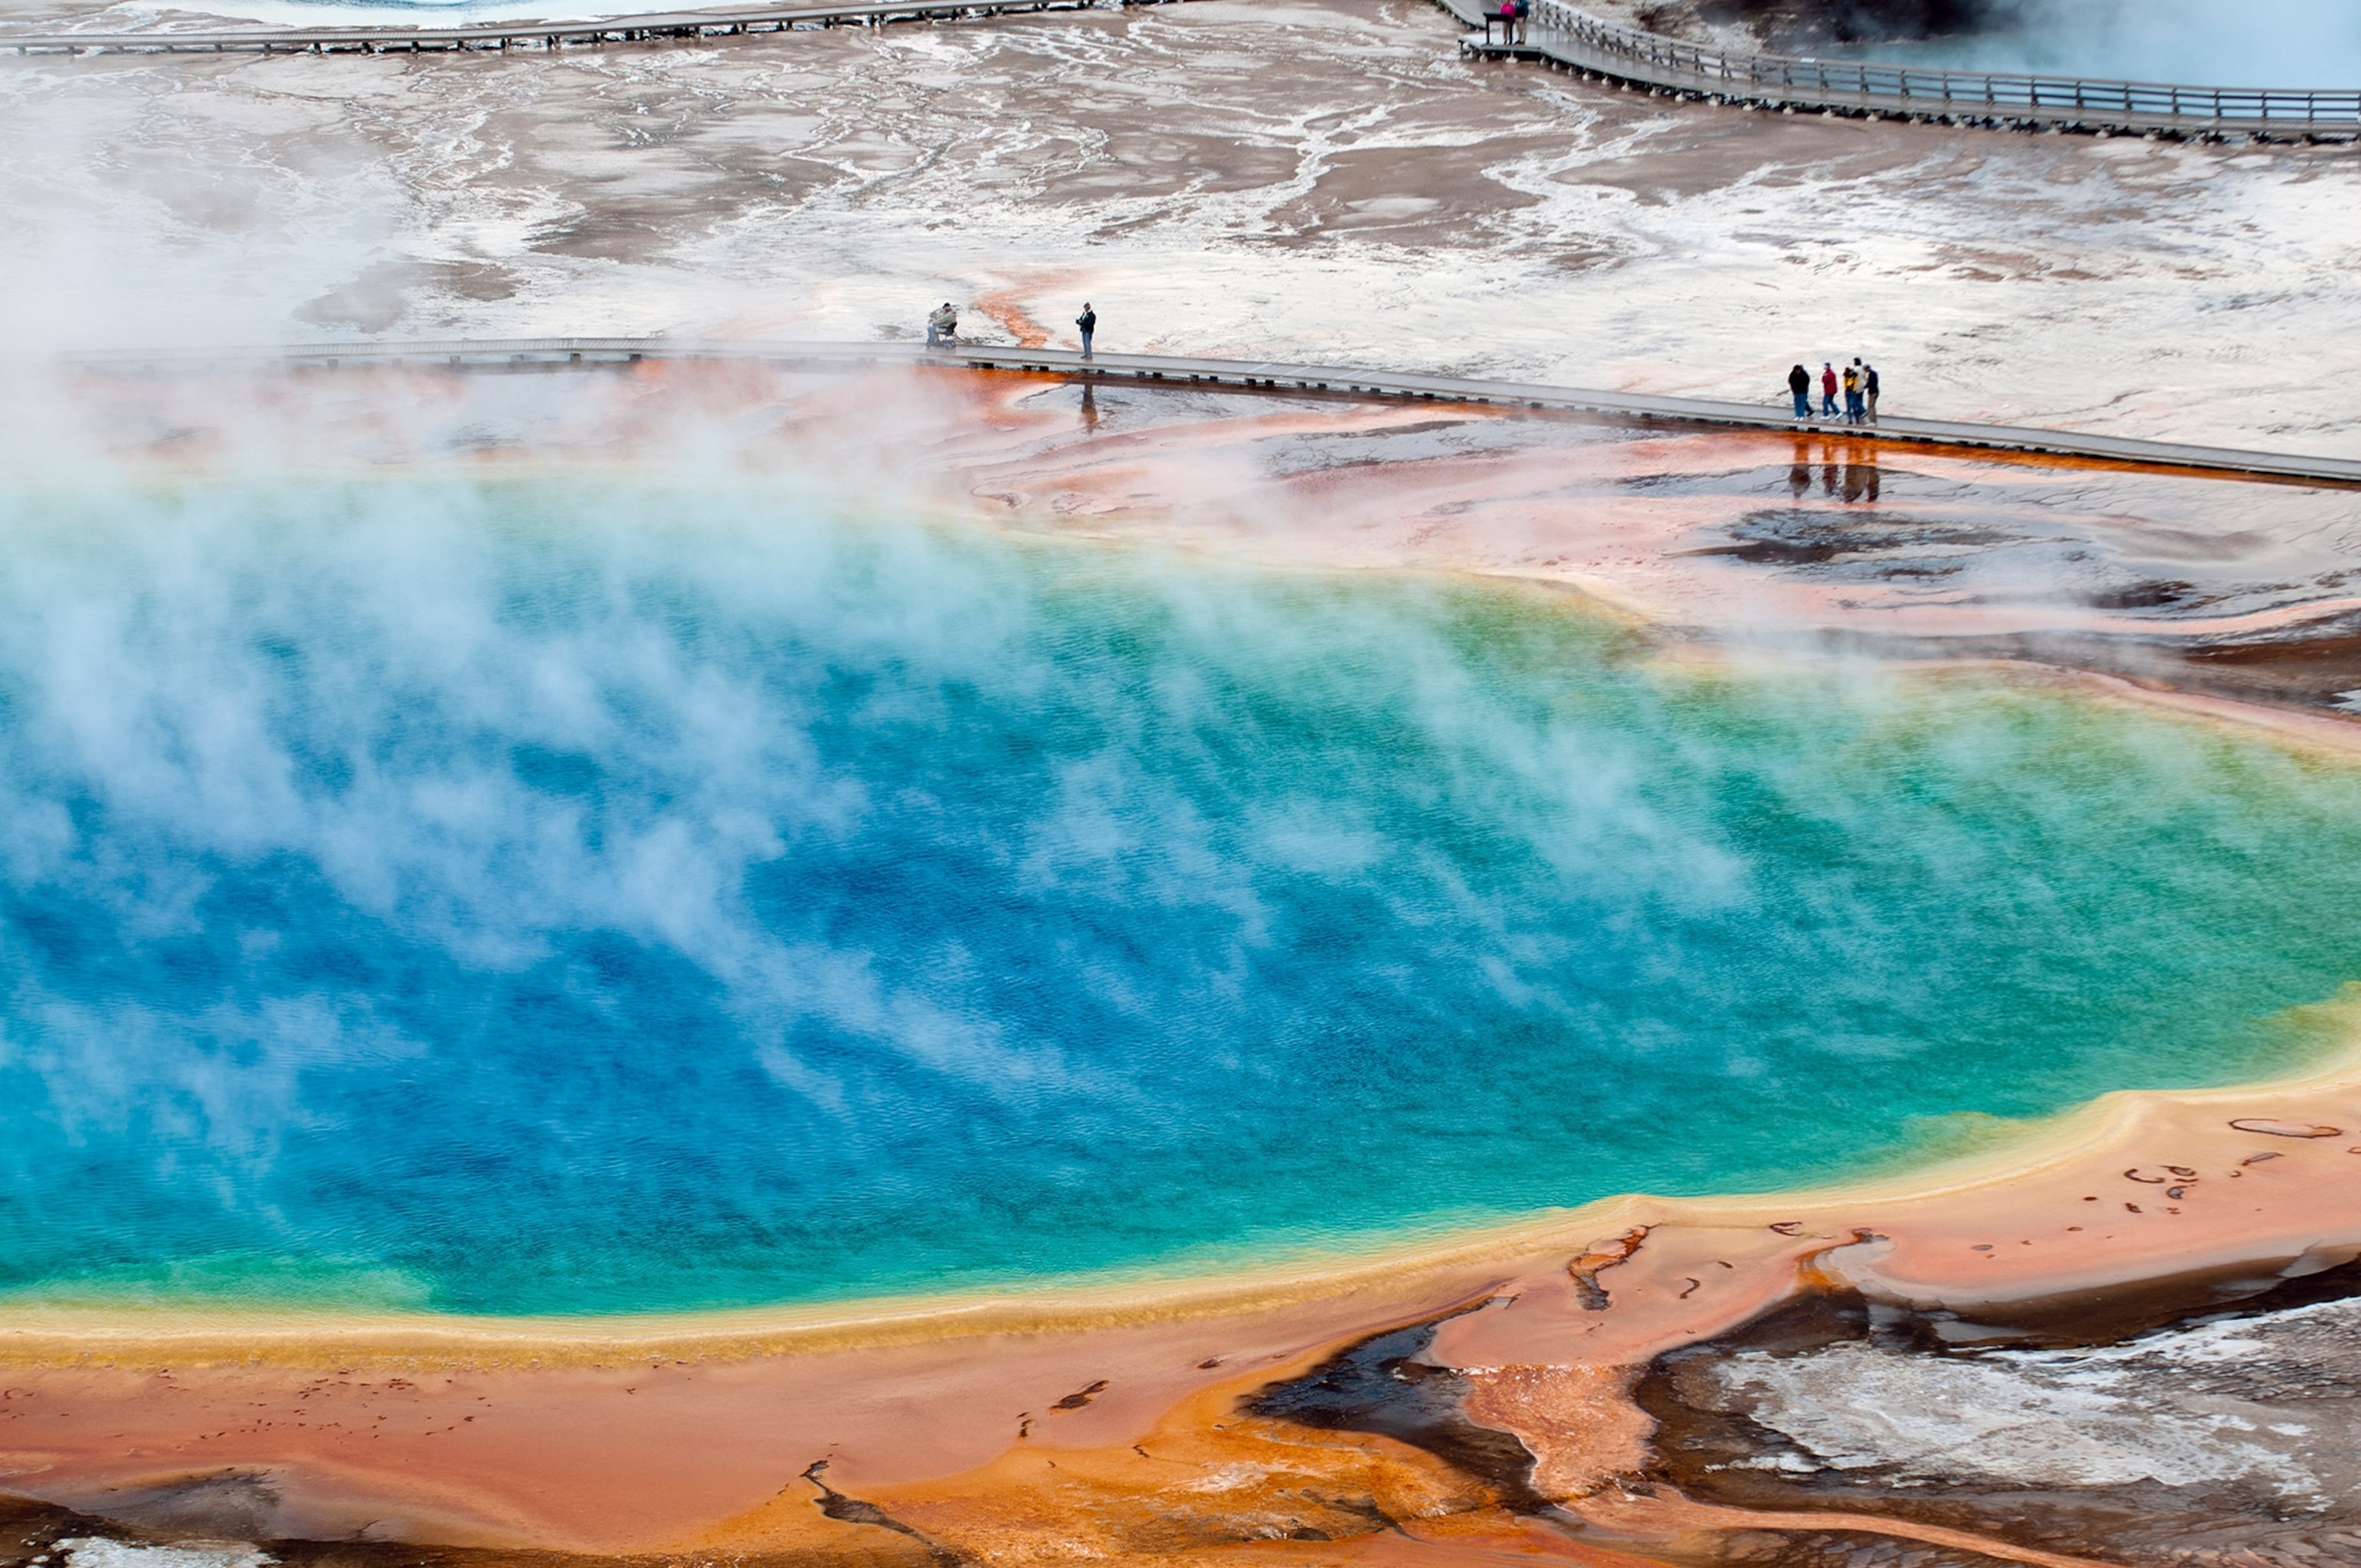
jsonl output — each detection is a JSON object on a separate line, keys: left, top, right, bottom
{"left": 1788, "top": 358, "right": 1880, "bottom": 424}
{"left": 1489, "top": 0, "right": 1529, "bottom": 45}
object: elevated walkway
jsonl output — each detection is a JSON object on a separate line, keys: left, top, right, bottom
{"left": 1439, "top": 0, "right": 2361, "bottom": 139}
{"left": 0, "top": 0, "right": 1174, "bottom": 57}
{"left": 66, "top": 336, "right": 2361, "bottom": 487}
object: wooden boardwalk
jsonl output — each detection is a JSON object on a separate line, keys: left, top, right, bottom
{"left": 68, "top": 336, "right": 2361, "bottom": 487}
{"left": 1, "top": 0, "right": 1173, "bottom": 57}
{"left": 1437, "top": 0, "right": 2361, "bottom": 139}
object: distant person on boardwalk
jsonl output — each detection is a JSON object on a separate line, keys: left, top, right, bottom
{"left": 1788, "top": 364, "right": 1812, "bottom": 421}
{"left": 1820, "top": 362, "right": 1839, "bottom": 420}
{"left": 1076, "top": 302, "right": 1097, "bottom": 361}
{"left": 1841, "top": 363, "right": 1863, "bottom": 424}
{"left": 1862, "top": 360, "right": 1881, "bottom": 423}
{"left": 1495, "top": 0, "right": 1513, "bottom": 44}
{"left": 926, "top": 302, "right": 957, "bottom": 349}
{"left": 1513, "top": 0, "right": 1529, "bottom": 42}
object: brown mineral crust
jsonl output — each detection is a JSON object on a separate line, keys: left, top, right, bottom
{"left": 1625, "top": 1249, "right": 2361, "bottom": 1568}
{"left": 1458, "top": 1364, "right": 1654, "bottom": 1502}
{"left": 689, "top": 1364, "right": 1518, "bottom": 1566}
{"left": 0, "top": 1284, "right": 1526, "bottom": 1553}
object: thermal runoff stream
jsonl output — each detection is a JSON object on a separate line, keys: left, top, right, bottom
{"left": 5, "top": 471, "right": 2361, "bottom": 1318}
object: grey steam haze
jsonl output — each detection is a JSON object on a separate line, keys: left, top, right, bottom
{"left": 1653, "top": 0, "right": 2359, "bottom": 84}
{"left": 1886, "top": 0, "right": 2361, "bottom": 84}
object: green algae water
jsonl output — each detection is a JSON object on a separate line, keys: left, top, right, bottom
{"left": 3, "top": 472, "right": 2360, "bottom": 1317}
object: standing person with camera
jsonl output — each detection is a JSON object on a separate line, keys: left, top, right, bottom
{"left": 1076, "top": 302, "right": 1097, "bottom": 362}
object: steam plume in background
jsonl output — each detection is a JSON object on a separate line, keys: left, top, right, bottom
{"left": 1910, "top": 0, "right": 2361, "bottom": 85}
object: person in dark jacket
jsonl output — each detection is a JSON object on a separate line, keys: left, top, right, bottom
{"left": 1862, "top": 361, "right": 1881, "bottom": 424}
{"left": 1076, "top": 302, "right": 1097, "bottom": 361}
{"left": 1788, "top": 364, "right": 1812, "bottom": 420}
{"left": 1513, "top": 0, "right": 1529, "bottom": 42}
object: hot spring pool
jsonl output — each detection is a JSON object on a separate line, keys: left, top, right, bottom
{"left": 3, "top": 472, "right": 2359, "bottom": 1317}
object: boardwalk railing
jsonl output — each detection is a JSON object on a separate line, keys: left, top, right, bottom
{"left": 0, "top": 0, "right": 1174, "bottom": 57}
{"left": 1472, "top": 0, "right": 2361, "bottom": 135}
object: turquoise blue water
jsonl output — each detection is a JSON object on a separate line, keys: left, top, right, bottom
{"left": 3, "top": 473, "right": 2360, "bottom": 1317}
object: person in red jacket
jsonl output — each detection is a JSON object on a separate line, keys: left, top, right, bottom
{"left": 1820, "top": 362, "right": 1840, "bottom": 420}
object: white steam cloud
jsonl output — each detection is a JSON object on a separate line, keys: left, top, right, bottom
{"left": 1951, "top": 0, "right": 2361, "bottom": 86}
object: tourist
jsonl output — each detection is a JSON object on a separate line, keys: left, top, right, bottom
{"left": 1788, "top": 364, "right": 1812, "bottom": 421}
{"left": 1076, "top": 301, "right": 1097, "bottom": 361}
{"left": 1820, "top": 362, "right": 1839, "bottom": 420}
{"left": 1496, "top": 0, "right": 1513, "bottom": 45}
{"left": 1863, "top": 360, "right": 1881, "bottom": 424}
{"left": 1513, "top": 0, "right": 1529, "bottom": 43}
{"left": 1841, "top": 363, "right": 1863, "bottom": 424}
{"left": 926, "top": 301, "right": 958, "bottom": 348}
